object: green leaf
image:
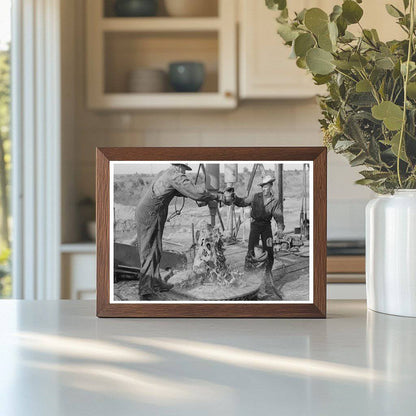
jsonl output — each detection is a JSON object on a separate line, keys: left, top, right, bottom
{"left": 375, "top": 56, "right": 395, "bottom": 70}
{"left": 334, "top": 139, "right": 356, "bottom": 152}
{"left": 371, "top": 29, "right": 380, "bottom": 42}
{"left": 296, "top": 57, "right": 307, "bottom": 69}
{"left": 403, "top": 0, "right": 410, "bottom": 9}
{"left": 342, "top": 0, "right": 363, "bottom": 24}
{"left": 407, "top": 82, "right": 416, "bottom": 99}
{"left": 350, "top": 152, "right": 368, "bottom": 167}
{"left": 350, "top": 53, "right": 368, "bottom": 69}
{"left": 330, "top": 5, "right": 343, "bottom": 22}
{"left": 369, "top": 137, "right": 381, "bottom": 162}
{"left": 355, "top": 178, "right": 377, "bottom": 185}
{"left": 401, "top": 61, "right": 416, "bottom": 76}
{"left": 336, "top": 15, "right": 348, "bottom": 36}
{"left": 295, "top": 8, "right": 307, "bottom": 22}
{"left": 381, "top": 132, "right": 409, "bottom": 162}
{"left": 304, "top": 8, "right": 329, "bottom": 35}
{"left": 356, "top": 79, "right": 372, "bottom": 92}
{"left": 306, "top": 48, "right": 335, "bottom": 75}
{"left": 328, "top": 21, "right": 338, "bottom": 45}
{"left": 359, "top": 170, "right": 391, "bottom": 180}
{"left": 385, "top": 4, "right": 403, "bottom": 18}
{"left": 372, "top": 101, "right": 404, "bottom": 130}
{"left": 277, "top": 23, "right": 299, "bottom": 42}
{"left": 348, "top": 92, "right": 377, "bottom": 107}
{"left": 313, "top": 74, "right": 332, "bottom": 85}
{"left": 318, "top": 32, "right": 333, "bottom": 52}
{"left": 266, "top": 0, "right": 287, "bottom": 11}
{"left": 294, "top": 33, "right": 315, "bottom": 57}
{"left": 318, "top": 22, "right": 338, "bottom": 52}
{"left": 333, "top": 59, "right": 353, "bottom": 70}
{"left": 362, "top": 29, "right": 375, "bottom": 44}
{"left": 339, "top": 31, "right": 356, "bottom": 42}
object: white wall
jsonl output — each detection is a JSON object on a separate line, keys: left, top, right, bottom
{"left": 61, "top": 0, "right": 374, "bottom": 243}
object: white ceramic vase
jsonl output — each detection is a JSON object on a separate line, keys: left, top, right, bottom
{"left": 366, "top": 190, "right": 416, "bottom": 317}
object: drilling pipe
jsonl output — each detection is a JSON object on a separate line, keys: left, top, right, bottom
{"left": 205, "top": 164, "right": 220, "bottom": 227}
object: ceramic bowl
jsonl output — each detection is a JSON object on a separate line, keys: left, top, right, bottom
{"left": 114, "top": 0, "right": 158, "bottom": 17}
{"left": 127, "top": 68, "right": 167, "bottom": 93}
{"left": 168, "top": 62, "right": 205, "bottom": 93}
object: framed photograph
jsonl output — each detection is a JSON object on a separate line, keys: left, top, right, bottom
{"left": 96, "top": 147, "right": 327, "bottom": 318}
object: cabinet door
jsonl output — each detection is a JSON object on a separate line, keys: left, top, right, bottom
{"left": 238, "top": 0, "right": 404, "bottom": 99}
{"left": 239, "top": 0, "right": 320, "bottom": 99}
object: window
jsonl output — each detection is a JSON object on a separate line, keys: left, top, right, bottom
{"left": 0, "top": 0, "right": 11, "bottom": 298}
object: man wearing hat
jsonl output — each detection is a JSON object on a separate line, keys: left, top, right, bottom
{"left": 232, "top": 175, "right": 284, "bottom": 298}
{"left": 136, "top": 163, "right": 222, "bottom": 300}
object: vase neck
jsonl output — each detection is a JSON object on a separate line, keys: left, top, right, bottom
{"left": 395, "top": 190, "right": 416, "bottom": 196}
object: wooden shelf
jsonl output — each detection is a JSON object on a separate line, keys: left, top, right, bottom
{"left": 89, "top": 92, "right": 235, "bottom": 110}
{"left": 101, "top": 17, "right": 221, "bottom": 32}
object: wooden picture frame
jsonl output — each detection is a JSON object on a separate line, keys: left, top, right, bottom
{"left": 96, "top": 147, "right": 327, "bottom": 318}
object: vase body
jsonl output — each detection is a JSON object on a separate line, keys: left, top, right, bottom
{"left": 366, "top": 190, "right": 416, "bottom": 317}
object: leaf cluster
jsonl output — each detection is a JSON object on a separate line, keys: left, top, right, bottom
{"left": 267, "top": 0, "right": 416, "bottom": 193}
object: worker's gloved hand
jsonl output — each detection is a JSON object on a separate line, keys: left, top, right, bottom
{"left": 223, "top": 187, "right": 235, "bottom": 205}
{"left": 215, "top": 192, "right": 225, "bottom": 205}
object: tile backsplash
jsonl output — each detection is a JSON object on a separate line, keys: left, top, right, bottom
{"left": 71, "top": 100, "right": 373, "bottom": 241}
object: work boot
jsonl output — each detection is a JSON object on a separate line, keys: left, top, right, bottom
{"left": 153, "top": 278, "right": 174, "bottom": 292}
{"left": 256, "top": 289, "right": 269, "bottom": 301}
{"left": 139, "top": 293, "right": 153, "bottom": 301}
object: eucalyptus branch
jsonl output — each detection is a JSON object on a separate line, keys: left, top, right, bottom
{"left": 358, "top": 69, "right": 381, "bottom": 104}
{"left": 397, "top": 0, "right": 415, "bottom": 187}
{"left": 334, "top": 68, "right": 358, "bottom": 83}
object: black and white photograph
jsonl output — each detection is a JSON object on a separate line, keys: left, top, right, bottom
{"left": 110, "top": 161, "right": 313, "bottom": 303}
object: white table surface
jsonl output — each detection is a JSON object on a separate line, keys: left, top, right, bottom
{"left": 0, "top": 300, "right": 415, "bottom": 416}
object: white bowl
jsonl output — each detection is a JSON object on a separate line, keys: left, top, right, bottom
{"left": 127, "top": 68, "right": 167, "bottom": 93}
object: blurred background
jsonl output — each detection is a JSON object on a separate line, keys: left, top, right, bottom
{"left": 1, "top": 0, "right": 404, "bottom": 300}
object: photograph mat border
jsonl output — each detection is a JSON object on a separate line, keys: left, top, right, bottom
{"left": 109, "top": 160, "right": 314, "bottom": 304}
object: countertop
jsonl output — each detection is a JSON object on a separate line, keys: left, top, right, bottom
{"left": 0, "top": 300, "right": 415, "bottom": 415}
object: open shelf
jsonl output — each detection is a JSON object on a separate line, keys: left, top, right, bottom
{"left": 101, "top": 17, "right": 221, "bottom": 32}
{"left": 86, "top": 0, "right": 236, "bottom": 109}
{"left": 104, "top": 31, "right": 219, "bottom": 94}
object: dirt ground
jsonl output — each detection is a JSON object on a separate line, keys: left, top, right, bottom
{"left": 113, "top": 166, "right": 310, "bottom": 302}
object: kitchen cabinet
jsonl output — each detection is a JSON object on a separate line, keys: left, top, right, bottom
{"left": 238, "top": 0, "right": 405, "bottom": 99}
{"left": 86, "top": 0, "right": 237, "bottom": 109}
{"left": 239, "top": 0, "right": 323, "bottom": 99}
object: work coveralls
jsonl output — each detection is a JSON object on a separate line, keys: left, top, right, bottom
{"left": 234, "top": 192, "right": 284, "bottom": 273}
{"left": 135, "top": 167, "right": 217, "bottom": 295}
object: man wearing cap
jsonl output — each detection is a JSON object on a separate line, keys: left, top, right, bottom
{"left": 232, "top": 175, "right": 284, "bottom": 298}
{"left": 136, "top": 163, "right": 222, "bottom": 300}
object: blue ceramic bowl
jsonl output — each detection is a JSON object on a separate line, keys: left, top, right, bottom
{"left": 114, "top": 0, "right": 158, "bottom": 17}
{"left": 169, "top": 62, "right": 205, "bottom": 93}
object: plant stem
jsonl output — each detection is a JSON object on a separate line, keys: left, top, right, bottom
{"left": 334, "top": 68, "right": 357, "bottom": 83}
{"left": 397, "top": 0, "right": 415, "bottom": 188}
